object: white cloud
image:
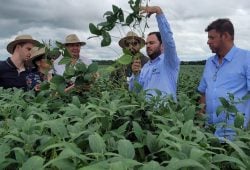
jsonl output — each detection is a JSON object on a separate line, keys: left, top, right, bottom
{"left": 1, "top": 0, "right": 250, "bottom": 61}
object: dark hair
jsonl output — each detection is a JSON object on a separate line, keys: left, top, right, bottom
{"left": 13, "top": 42, "right": 27, "bottom": 52}
{"left": 148, "top": 32, "right": 162, "bottom": 44}
{"left": 32, "top": 55, "right": 45, "bottom": 68}
{"left": 205, "top": 18, "right": 234, "bottom": 40}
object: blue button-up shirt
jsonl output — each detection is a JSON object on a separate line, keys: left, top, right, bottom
{"left": 198, "top": 46, "right": 250, "bottom": 138}
{"left": 129, "top": 13, "right": 180, "bottom": 99}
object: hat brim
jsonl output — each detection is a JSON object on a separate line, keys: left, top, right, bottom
{"left": 118, "top": 36, "right": 145, "bottom": 48}
{"left": 7, "top": 39, "right": 40, "bottom": 54}
{"left": 64, "top": 41, "right": 86, "bottom": 46}
{"left": 30, "top": 48, "right": 61, "bottom": 62}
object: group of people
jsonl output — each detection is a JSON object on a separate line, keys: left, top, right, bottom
{"left": 0, "top": 5, "right": 249, "bottom": 140}
{"left": 0, "top": 33, "right": 92, "bottom": 92}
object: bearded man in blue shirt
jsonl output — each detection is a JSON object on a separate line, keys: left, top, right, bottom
{"left": 129, "top": 6, "right": 180, "bottom": 100}
{"left": 198, "top": 18, "right": 250, "bottom": 140}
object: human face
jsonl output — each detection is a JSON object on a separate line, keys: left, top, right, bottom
{"left": 17, "top": 42, "right": 34, "bottom": 62}
{"left": 36, "top": 58, "right": 52, "bottom": 72}
{"left": 207, "top": 29, "right": 224, "bottom": 54}
{"left": 66, "top": 43, "right": 81, "bottom": 58}
{"left": 124, "top": 38, "right": 141, "bottom": 55}
{"left": 146, "top": 34, "right": 161, "bottom": 60}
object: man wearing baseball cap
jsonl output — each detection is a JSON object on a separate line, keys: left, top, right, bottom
{"left": 0, "top": 34, "right": 39, "bottom": 90}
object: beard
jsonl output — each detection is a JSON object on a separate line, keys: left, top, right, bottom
{"left": 147, "top": 49, "right": 161, "bottom": 60}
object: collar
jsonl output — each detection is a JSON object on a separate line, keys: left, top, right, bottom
{"left": 5, "top": 57, "right": 17, "bottom": 69}
{"left": 212, "top": 45, "right": 237, "bottom": 65}
{"left": 149, "top": 54, "right": 163, "bottom": 64}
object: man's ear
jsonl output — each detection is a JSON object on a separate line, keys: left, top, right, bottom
{"left": 222, "top": 32, "right": 232, "bottom": 40}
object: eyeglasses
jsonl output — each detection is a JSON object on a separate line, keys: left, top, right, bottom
{"left": 124, "top": 41, "right": 139, "bottom": 47}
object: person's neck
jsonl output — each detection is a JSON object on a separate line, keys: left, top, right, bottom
{"left": 217, "top": 43, "right": 234, "bottom": 64}
{"left": 149, "top": 51, "right": 161, "bottom": 61}
{"left": 10, "top": 55, "right": 25, "bottom": 70}
{"left": 71, "top": 55, "right": 80, "bottom": 64}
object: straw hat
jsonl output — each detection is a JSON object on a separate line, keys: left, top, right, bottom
{"left": 7, "top": 34, "right": 39, "bottom": 54}
{"left": 118, "top": 31, "right": 145, "bottom": 48}
{"left": 64, "top": 34, "right": 86, "bottom": 46}
{"left": 30, "top": 47, "right": 60, "bottom": 61}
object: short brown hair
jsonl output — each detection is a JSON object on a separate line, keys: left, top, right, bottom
{"left": 205, "top": 18, "right": 234, "bottom": 40}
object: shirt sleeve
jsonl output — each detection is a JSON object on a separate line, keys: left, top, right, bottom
{"left": 156, "top": 14, "right": 180, "bottom": 70}
{"left": 247, "top": 62, "right": 250, "bottom": 91}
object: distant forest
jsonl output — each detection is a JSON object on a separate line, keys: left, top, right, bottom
{"left": 93, "top": 60, "right": 206, "bottom": 65}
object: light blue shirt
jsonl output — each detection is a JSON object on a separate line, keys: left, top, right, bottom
{"left": 198, "top": 46, "right": 250, "bottom": 139}
{"left": 129, "top": 13, "right": 180, "bottom": 99}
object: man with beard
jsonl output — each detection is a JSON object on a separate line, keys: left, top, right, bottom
{"left": 129, "top": 6, "right": 180, "bottom": 100}
{"left": 198, "top": 18, "right": 250, "bottom": 140}
{"left": 110, "top": 31, "right": 148, "bottom": 86}
{"left": 0, "top": 35, "right": 39, "bottom": 90}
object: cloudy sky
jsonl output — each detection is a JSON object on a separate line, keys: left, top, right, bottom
{"left": 0, "top": 0, "right": 250, "bottom": 61}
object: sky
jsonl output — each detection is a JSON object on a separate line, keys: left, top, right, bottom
{"left": 0, "top": 0, "right": 250, "bottom": 61}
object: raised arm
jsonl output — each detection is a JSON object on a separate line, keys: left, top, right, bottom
{"left": 141, "top": 6, "right": 179, "bottom": 68}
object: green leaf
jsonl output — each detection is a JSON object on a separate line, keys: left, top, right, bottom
{"left": 55, "top": 41, "right": 64, "bottom": 49}
{"left": 183, "top": 105, "right": 195, "bottom": 121}
{"left": 87, "top": 62, "right": 98, "bottom": 73}
{"left": 212, "top": 154, "right": 246, "bottom": 169}
{"left": 72, "top": 96, "right": 81, "bottom": 107}
{"left": 216, "top": 105, "right": 225, "bottom": 116}
{"left": 132, "top": 121, "right": 144, "bottom": 142}
{"left": 89, "top": 23, "right": 102, "bottom": 35}
{"left": 118, "top": 11, "right": 124, "bottom": 22}
{"left": 142, "top": 161, "right": 165, "bottom": 170}
{"left": 117, "top": 54, "right": 132, "bottom": 65}
{"left": 224, "top": 138, "right": 248, "bottom": 161}
{"left": 20, "top": 156, "right": 44, "bottom": 170}
{"left": 181, "top": 120, "right": 193, "bottom": 138}
{"left": 88, "top": 133, "right": 106, "bottom": 153}
{"left": 166, "top": 158, "right": 205, "bottom": 170}
{"left": 126, "top": 13, "right": 134, "bottom": 25}
{"left": 79, "top": 161, "right": 109, "bottom": 170}
{"left": 46, "top": 119, "right": 69, "bottom": 139}
{"left": 50, "top": 75, "right": 65, "bottom": 84}
{"left": 84, "top": 73, "right": 92, "bottom": 82}
{"left": 103, "top": 11, "right": 113, "bottom": 16}
{"left": 189, "top": 147, "right": 206, "bottom": 161}
{"left": 112, "top": 5, "right": 119, "bottom": 13}
{"left": 146, "top": 131, "right": 159, "bottom": 153}
{"left": 227, "top": 105, "right": 238, "bottom": 113}
{"left": 74, "top": 76, "right": 85, "bottom": 86}
{"left": 101, "top": 31, "right": 111, "bottom": 47}
{"left": 64, "top": 65, "right": 75, "bottom": 78}
{"left": 75, "top": 62, "right": 87, "bottom": 73}
{"left": 117, "top": 139, "right": 135, "bottom": 159}
{"left": 0, "top": 144, "right": 10, "bottom": 164}
{"left": 234, "top": 113, "right": 244, "bottom": 128}
{"left": 219, "top": 97, "right": 230, "bottom": 107}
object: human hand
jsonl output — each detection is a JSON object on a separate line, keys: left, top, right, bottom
{"left": 140, "top": 6, "right": 163, "bottom": 17}
{"left": 131, "top": 59, "right": 141, "bottom": 75}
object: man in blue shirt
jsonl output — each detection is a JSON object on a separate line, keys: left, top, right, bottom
{"left": 198, "top": 18, "right": 250, "bottom": 140}
{"left": 129, "top": 6, "right": 180, "bottom": 100}
{"left": 0, "top": 35, "right": 39, "bottom": 90}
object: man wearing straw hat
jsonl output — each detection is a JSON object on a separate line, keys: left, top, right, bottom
{"left": 110, "top": 31, "right": 148, "bottom": 85}
{"left": 53, "top": 34, "right": 92, "bottom": 76}
{"left": 0, "top": 34, "right": 39, "bottom": 90}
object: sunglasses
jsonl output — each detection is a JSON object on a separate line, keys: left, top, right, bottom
{"left": 124, "top": 41, "right": 139, "bottom": 47}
